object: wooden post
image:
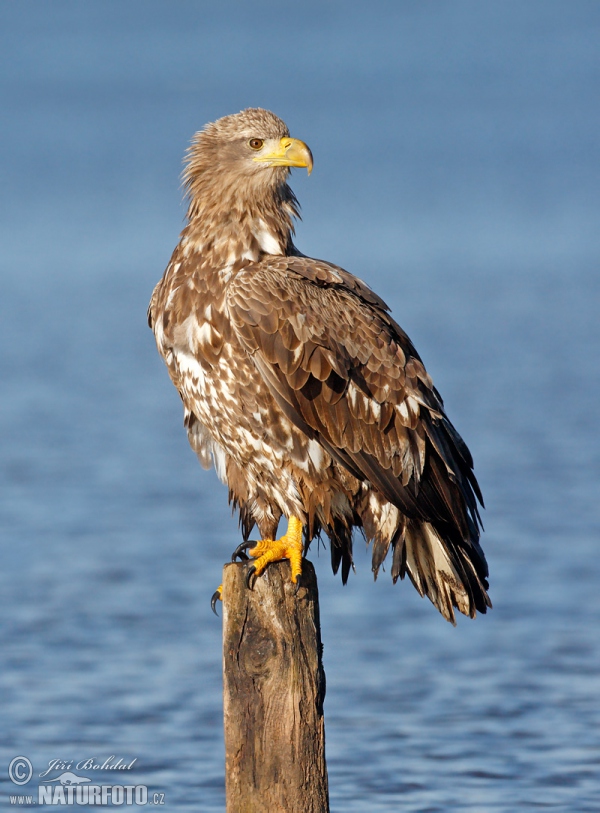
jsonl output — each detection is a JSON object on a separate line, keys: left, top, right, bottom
{"left": 222, "top": 559, "right": 329, "bottom": 813}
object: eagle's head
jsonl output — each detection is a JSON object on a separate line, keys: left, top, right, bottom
{"left": 183, "top": 108, "right": 312, "bottom": 229}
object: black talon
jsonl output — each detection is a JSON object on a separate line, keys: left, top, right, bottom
{"left": 293, "top": 579, "right": 301, "bottom": 596}
{"left": 232, "top": 540, "right": 254, "bottom": 562}
{"left": 211, "top": 590, "right": 221, "bottom": 616}
{"left": 245, "top": 565, "right": 257, "bottom": 590}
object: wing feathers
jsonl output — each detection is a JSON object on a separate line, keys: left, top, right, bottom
{"left": 227, "top": 255, "right": 487, "bottom": 620}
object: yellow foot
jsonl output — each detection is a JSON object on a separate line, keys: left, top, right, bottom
{"left": 241, "top": 517, "right": 304, "bottom": 587}
{"left": 211, "top": 583, "right": 223, "bottom": 615}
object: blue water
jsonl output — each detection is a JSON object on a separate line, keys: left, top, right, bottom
{"left": 1, "top": 2, "right": 599, "bottom": 810}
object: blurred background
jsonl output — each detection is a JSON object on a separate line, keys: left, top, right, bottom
{"left": 1, "top": 2, "right": 599, "bottom": 810}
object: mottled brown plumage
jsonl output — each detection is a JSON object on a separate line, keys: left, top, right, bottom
{"left": 149, "top": 108, "right": 490, "bottom": 623}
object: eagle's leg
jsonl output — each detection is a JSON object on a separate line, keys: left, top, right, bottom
{"left": 246, "top": 516, "right": 304, "bottom": 586}
{"left": 212, "top": 517, "right": 304, "bottom": 613}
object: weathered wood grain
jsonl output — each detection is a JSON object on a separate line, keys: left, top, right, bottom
{"left": 222, "top": 560, "right": 329, "bottom": 813}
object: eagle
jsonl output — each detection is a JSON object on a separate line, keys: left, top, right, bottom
{"left": 149, "top": 108, "right": 490, "bottom": 624}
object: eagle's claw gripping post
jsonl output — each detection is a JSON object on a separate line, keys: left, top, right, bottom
{"left": 245, "top": 565, "right": 257, "bottom": 590}
{"left": 243, "top": 517, "right": 304, "bottom": 587}
{"left": 231, "top": 541, "right": 252, "bottom": 562}
{"left": 211, "top": 584, "right": 223, "bottom": 616}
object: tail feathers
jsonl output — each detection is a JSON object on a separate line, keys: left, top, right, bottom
{"left": 328, "top": 517, "right": 355, "bottom": 585}
{"left": 398, "top": 520, "right": 491, "bottom": 625}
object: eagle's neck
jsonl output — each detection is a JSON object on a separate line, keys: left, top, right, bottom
{"left": 181, "top": 177, "right": 300, "bottom": 270}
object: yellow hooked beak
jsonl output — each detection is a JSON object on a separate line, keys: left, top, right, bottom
{"left": 252, "top": 137, "right": 313, "bottom": 175}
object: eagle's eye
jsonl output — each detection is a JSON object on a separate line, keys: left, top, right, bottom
{"left": 248, "top": 138, "right": 264, "bottom": 151}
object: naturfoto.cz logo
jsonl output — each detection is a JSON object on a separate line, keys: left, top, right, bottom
{"left": 7, "top": 756, "right": 165, "bottom": 806}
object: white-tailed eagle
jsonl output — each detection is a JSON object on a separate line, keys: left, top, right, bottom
{"left": 148, "top": 108, "right": 490, "bottom": 624}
